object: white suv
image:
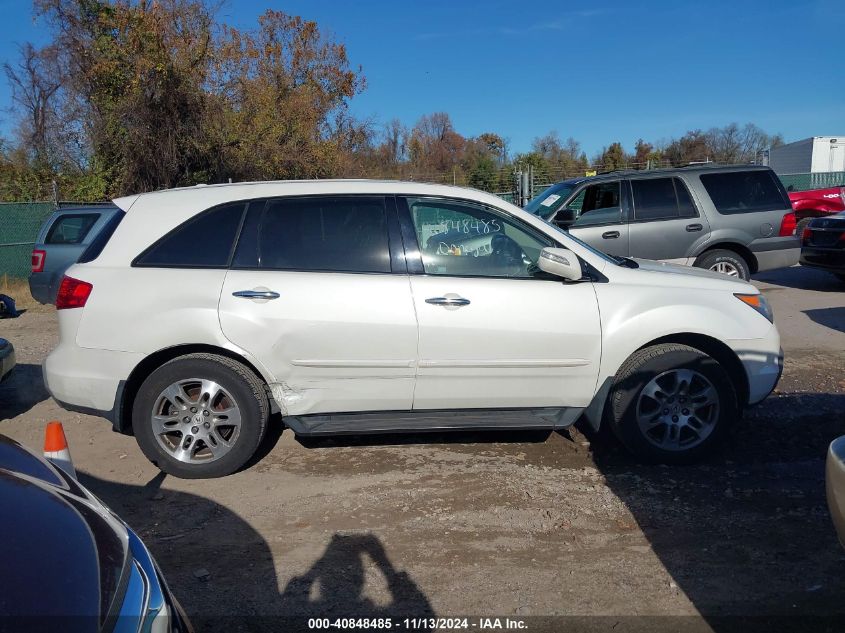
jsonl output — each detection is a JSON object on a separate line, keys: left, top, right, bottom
{"left": 44, "top": 180, "right": 783, "bottom": 478}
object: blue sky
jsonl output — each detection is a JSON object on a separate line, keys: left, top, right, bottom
{"left": 0, "top": 0, "right": 842, "bottom": 156}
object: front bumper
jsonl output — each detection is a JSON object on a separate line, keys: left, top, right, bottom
{"left": 826, "top": 436, "right": 845, "bottom": 549}
{"left": 726, "top": 324, "right": 783, "bottom": 405}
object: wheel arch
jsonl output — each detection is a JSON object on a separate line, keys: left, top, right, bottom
{"left": 694, "top": 242, "right": 758, "bottom": 274}
{"left": 115, "top": 344, "right": 271, "bottom": 434}
{"left": 582, "top": 332, "right": 748, "bottom": 432}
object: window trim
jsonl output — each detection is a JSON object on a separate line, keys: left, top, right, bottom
{"left": 698, "top": 169, "right": 790, "bottom": 215}
{"left": 629, "top": 176, "right": 700, "bottom": 224}
{"left": 553, "top": 179, "right": 629, "bottom": 228}
{"left": 45, "top": 212, "right": 102, "bottom": 245}
{"left": 397, "top": 195, "right": 565, "bottom": 282}
{"left": 131, "top": 200, "right": 249, "bottom": 269}
{"left": 229, "top": 194, "right": 399, "bottom": 275}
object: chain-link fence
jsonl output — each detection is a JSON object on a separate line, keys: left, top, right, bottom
{"left": 778, "top": 171, "right": 845, "bottom": 192}
{"left": 0, "top": 202, "right": 56, "bottom": 279}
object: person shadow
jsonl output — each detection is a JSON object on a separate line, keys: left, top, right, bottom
{"left": 77, "top": 471, "right": 434, "bottom": 633}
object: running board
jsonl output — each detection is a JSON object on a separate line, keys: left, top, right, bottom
{"left": 284, "top": 407, "right": 583, "bottom": 436}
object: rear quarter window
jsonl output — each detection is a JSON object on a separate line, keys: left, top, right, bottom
{"left": 133, "top": 202, "right": 247, "bottom": 268}
{"left": 699, "top": 171, "right": 789, "bottom": 215}
{"left": 45, "top": 213, "right": 100, "bottom": 244}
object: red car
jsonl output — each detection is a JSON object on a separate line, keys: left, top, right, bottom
{"left": 788, "top": 185, "right": 845, "bottom": 235}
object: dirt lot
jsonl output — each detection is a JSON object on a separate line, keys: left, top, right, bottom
{"left": 1, "top": 266, "right": 844, "bottom": 632}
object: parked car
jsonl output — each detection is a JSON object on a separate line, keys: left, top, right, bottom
{"left": 44, "top": 180, "right": 783, "bottom": 478}
{"left": 0, "top": 338, "right": 14, "bottom": 383}
{"left": 788, "top": 185, "right": 845, "bottom": 236}
{"left": 827, "top": 436, "right": 845, "bottom": 548}
{"left": 29, "top": 205, "right": 122, "bottom": 304}
{"left": 0, "top": 432, "right": 192, "bottom": 631}
{"left": 525, "top": 165, "right": 799, "bottom": 281}
{"left": 799, "top": 211, "right": 845, "bottom": 281}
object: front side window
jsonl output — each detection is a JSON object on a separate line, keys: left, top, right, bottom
{"left": 632, "top": 177, "right": 697, "bottom": 221}
{"left": 134, "top": 202, "right": 246, "bottom": 268}
{"left": 699, "top": 170, "right": 789, "bottom": 214}
{"left": 234, "top": 196, "right": 391, "bottom": 273}
{"left": 407, "top": 198, "right": 552, "bottom": 278}
{"left": 570, "top": 181, "right": 623, "bottom": 227}
{"left": 46, "top": 213, "right": 100, "bottom": 244}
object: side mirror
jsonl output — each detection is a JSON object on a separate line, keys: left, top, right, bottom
{"left": 553, "top": 207, "right": 578, "bottom": 228}
{"left": 538, "top": 247, "right": 583, "bottom": 281}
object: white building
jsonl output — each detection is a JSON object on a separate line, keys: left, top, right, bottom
{"left": 768, "top": 136, "right": 845, "bottom": 174}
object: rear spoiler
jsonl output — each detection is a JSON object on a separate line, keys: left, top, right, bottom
{"left": 112, "top": 194, "right": 140, "bottom": 212}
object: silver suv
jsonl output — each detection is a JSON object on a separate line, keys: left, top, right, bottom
{"left": 526, "top": 165, "right": 799, "bottom": 280}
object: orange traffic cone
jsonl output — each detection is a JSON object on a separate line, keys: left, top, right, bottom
{"left": 44, "top": 421, "right": 76, "bottom": 478}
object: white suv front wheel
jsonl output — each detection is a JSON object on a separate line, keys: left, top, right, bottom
{"left": 608, "top": 344, "right": 738, "bottom": 464}
{"left": 132, "top": 353, "right": 269, "bottom": 478}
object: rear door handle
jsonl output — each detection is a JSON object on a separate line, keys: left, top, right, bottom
{"left": 425, "top": 296, "right": 471, "bottom": 307}
{"left": 602, "top": 231, "right": 620, "bottom": 239}
{"left": 233, "top": 290, "right": 280, "bottom": 300}
{"left": 686, "top": 223, "right": 703, "bottom": 232}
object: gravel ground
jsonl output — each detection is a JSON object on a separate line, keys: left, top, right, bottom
{"left": 1, "top": 265, "right": 844, "bottom": 632}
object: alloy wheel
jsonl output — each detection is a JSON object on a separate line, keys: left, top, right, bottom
{"left": 635, "top": 368, "right": 720, "bottom": 451}
{"left": 150, "top": 378, "right": 242, "bottom": 464}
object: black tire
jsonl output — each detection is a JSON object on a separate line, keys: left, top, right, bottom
{"left": 608, "top": 343, "right": 738, "bottom": 465}
{"left": 132, "top": 353, "right": 269, "bottom": 479}
{"left": 694, "top": 248, "right": 751, "bottom": 281}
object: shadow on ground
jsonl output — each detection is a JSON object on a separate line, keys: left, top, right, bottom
{"left": 0, "top": 363, "right": 49, "bottom": 421}
{"left": 754, "top": 265, "right": 844, "bottom": 292}
{"left": 804, "top": 307, "right": 845, "bottom": 333}
{"left": 79, "top": 471, "right": 434, "bottom": 633}
{"left": 587, "top": 391, "right": 845, "bottom": 632}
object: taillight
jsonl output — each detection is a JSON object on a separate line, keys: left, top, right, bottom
{"left": 779, "top": 212, "right": 797, "bottom": 237}
{"left": 31, "top": 249, "right": 46, "bottom": 273}
{"left": 801, "top": 227, "right": 812, "bottom": 242}
{"left": 55, "top": 276, "right": 93, "bottom": 310}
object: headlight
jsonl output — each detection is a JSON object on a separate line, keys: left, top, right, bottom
{"left": 734, "top": 293, "right": 774, "bottom": 323}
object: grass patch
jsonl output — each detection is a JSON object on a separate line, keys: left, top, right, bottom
{"left": 0, "top": 274, "right": 50, "bottom": 313}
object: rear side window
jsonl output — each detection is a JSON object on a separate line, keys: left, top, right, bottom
{"left": 45, "top": 213, "right": 99, "bottom": 244}
{"left": 78, "top": 211, "right": 125, "bottom": 263}
{"left": 632, "top": 178, "right": 697, "bottom": 221}
{"left": 233, "top": 196, "right": 391, "bottom": 273}
{"left": 699, "top": 171, "right": 789, "bottom": 214}
{"left": 134, "top": 202, "right": 246, "bottom": 268}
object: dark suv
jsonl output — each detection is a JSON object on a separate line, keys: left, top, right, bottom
{"left": 526, "top": 165, "right": 799, "bottom": 280}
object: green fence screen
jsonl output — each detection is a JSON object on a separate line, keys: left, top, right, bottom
{"left": 0, "top": 202, "right": 56, "bottom": 279}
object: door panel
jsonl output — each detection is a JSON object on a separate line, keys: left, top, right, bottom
{"left": 219, "top": 271, "right": 418, "bottom": 415}
{"left": 628, "top": 177, "right": 710, "bottom": 261}
{"left": 569, "top": 224, "right": 629, "bottom": 258}
{"left": 399, "top": 194, "right": 602, "bottom": 411}
{"left": 410, "top": 276, "right": 602, "bottom": 409}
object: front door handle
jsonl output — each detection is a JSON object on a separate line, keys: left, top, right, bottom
{"left": 602, "top": 230, "right": 620, "bottom": 239}
{"left": 425, "top": 296, "right": 471, "bottom": 307}
{"left": 686, "top": 223, "right": 703, "bottom": 232}
{"left": 233, "top": 290, "right": 280, "bottom": 300}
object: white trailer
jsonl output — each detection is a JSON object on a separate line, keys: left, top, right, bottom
{"left": 768, "top": 136, "right": 845, "bottom": 174}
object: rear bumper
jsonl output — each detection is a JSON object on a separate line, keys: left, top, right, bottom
{"left": 827, "top": 436, "right": 845, "bottom": 549}
{"left": 726, "top": 324, "right": 783, "bottom": 405}
{"left": 28, "top": 273, "right": 55, "bottom": 305}
{"left": 750, "top": 239, "right": 800, "bottom": 272}
{"left": 800, "top": 246, "right": 845, "bottom": 273}
{"left": 44, "top": 341, "right": 142, "bottom": 423}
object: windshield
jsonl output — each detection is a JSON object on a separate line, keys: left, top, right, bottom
{"left": 524, "top": 182, "right": 578, "bottom": 219}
